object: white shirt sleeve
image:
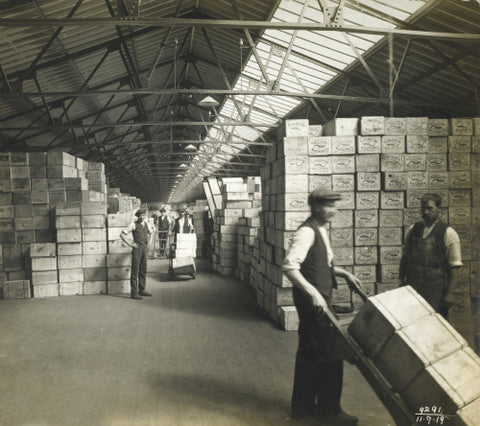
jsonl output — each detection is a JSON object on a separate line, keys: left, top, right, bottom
{"left": 282, "top": 226, "right": 315, "bottom": 271}
{"left": 122, "top": 222, "right": 136, "bottom": 235}
{"left": 445, "top": 227, "right": 462, "bottom": 268}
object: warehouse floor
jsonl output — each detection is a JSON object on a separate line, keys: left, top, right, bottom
{"left": 0, "top": 259, "right": 417, "bottom": 426}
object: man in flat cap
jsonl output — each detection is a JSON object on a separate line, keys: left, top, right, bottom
{"left": 157, "top": 207, "right": 172, "bottom": 257}
{"left": 120, "top": 208, "right": 153, "bottom": 300}
{"left": 173, "top": 206, "right": 194, "bottom": 235}
{"left": 282, "top": 188, "right": 361, "bottom": 425}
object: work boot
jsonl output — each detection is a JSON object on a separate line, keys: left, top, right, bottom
{"left": 131, "top": 293, "right": 143, "bottom": 300}
{"left": 139, "top": 291, "right": 152, "bottom": 297}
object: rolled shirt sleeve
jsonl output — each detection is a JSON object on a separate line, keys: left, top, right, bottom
{"left": 282, "top": 226, "right": 315, "bottom": 272}
{"left": 445, "top": 227, "right": 462, "bottom": 268}
{"left": 121, "top": 222, "right": 136, "bottom": 235}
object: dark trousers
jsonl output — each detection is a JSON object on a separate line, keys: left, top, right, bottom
{"left": 291, "top": 295, "right": 343, "bottom": 418}
{"left": 131, "top": 245, "right": 147, "bottom": 295}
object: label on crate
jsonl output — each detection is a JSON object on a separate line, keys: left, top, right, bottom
{"left": 451, "top": 118, "right": 473, "bottom": 135}
{"left": 378, "top": 227, "right": 402, "bottom": 246}
{"left": 379, "top": 265, "right": 400, "bottom": 282}
{"left": 308, "top": 125, "right": 323, "bottom": 137}
{"left": 427, "top": 119, "right": 449, "bottom": 136}
{"left": 330, "top": 228, "right": 353, "bottom": 247}
{"left": 334, "top": 247, "right": 354, "bottom": 265}
{"left": 355, "top": 209, "right": 378, "bottom": 228}
{"left": 332, "top": 136, "right": 356, "bottom": 155}
{"left": 448, "top": 136, "right": 471, "bottom": 152}
{"left": 384, "top": 117, "right": 406, "bottom": 135}
{"left": 355, "top": 246, "right": 377, "bottom": 265}
{"left": 309, "top": 175, "right": 332, "bottom": 192}
{"left": 449, "top": 190, "right": 471, "bottom": 206}
{"left": 407, "top": 172, "right": 427, "bottom": 189}
{"left": 285, "top": 119, "right": 309, "bottom": 137}
{"left": 449, "top": 207, "right": 471, "bottom": 224}
{"left": 356, "top": 154, "right": 380, "bottom": 172}
{"left": 308, "top": 136, "right": 331, "bottom": 156}
{"left": 355, "top": 228, "right": 377, "bottom": 246}
{"left": 403, "top": 208, "right": 421, "bottom": 227}
{"left": 331, "top": 156, "right": 355, "bottom": 173}
{"left": 309, "top": 157, "right": 332, "bottom": 175}
{"left": 357, "top": 136, "right": 381, "bottom": 154}
{"left": 353, "top": 265, "right": 377, "bottom": 282}
{"left": 426, "top": 154, "right": 447, "bottom": 171}
{"left": 330, "top": 210, "right": 353, "bottom": 228}
{"left": 428, "top": 172, "right": 449, "bottom": 189}
{"left": 381, "top": 154, "right": 405, "bottom": 172}
{"left": 406, "top": 190, "right": 424, "bottom": 208}
{"left": 406, "top": 117, "right": 428, "bottom": 135}
{"left": 380, "top": 210, "right": 403, "bottom": 227}
{"left": 448, "top": 153, "right": 471, "bottom": 171}
{"left": 381, "top": 191, "right": 405, "bottom": 209}
{"left": 282, "top": 137, "right": 308, "bottom": 156}
{"left": 406, "top": 135, "right": 428, "bottom": 152}
{"left": 404, "top": 154, "right": 426, "bottom": 171}
{"left": 381, "top": 135, "right": 405, "bottom": 153}
{"left": 449, "top": 172, "right": 470, "bottom": 189}
{"left": 356, "top": 192, "right": 379, "bottom": 210}
{"left": 361, "top": 116, "right": 384, "bottom": 135}
{"left": 357, "top": 173, "right": 381, "bottom": 191}
{"left": 278, "top": 193, "right": 309, "bottom": 211}
{"left": 332, "top": 174, "right": 355, "bottom": 192}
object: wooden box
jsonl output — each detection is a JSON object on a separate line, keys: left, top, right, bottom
{"left": 32, "top": 283, "right": 58, "bottom": 298}
{"left": 331, "top": 136, "right": 356, "bottom": 155}
{"left": 428, "top": 118, "right": 449, "bottom": 136}
{"left": 59, "top": 282, "right": 83, "bottom": 296}
{"left": 308, "top": 136, "right": 331, "bottom": 156}
{"left": 354, "top": 228, "right": 377, "bottom": 246}
{"left": 107, "top": 280, "right": 130, "bottom": 294}
{"left": 357, "top": 136, "right": 381, "bottom": 153}
{"left": 83, "top": 281, "right": 107, "bottom": 295}
{"left": 384, "top": 117, "right": 406, "bottom": 135}
{"left": 361, "top": 116, "right": 384, "bottom": 135}
{"left": 380, "top": 191, "right": 405, "bottom": 210}
{"left": 451, "top": 118, "right": 473, "bottom": 135}
{"left": 375, "top": 314, "right": 467, "bottom": 392}
{"left": 279, "top": 306, "right": 299, "bottom": 331}
{"left": 309, "top": 157, "right": 332, "bottom": 175}
{"left": 356, "top": 173, "right": 381, "bottom": 191}
{"left": 107, "top": 266, "right": 131, "bottom": 281}
{"left": 31, "top": 270, "right": 58, "bottom": 285}
{"left": 355, "top": 209, "right": 378, "bottom": 228}
{"left": 331, "top": 155, "right": 355, "bottom": 173}
{"left": 285, "top": 119, "right": 309, "bottom": 137}
{"left": 356, "top": 154, "right": 380, "bottom": 172}
{"left": 378, "top": 227, "right": 402, "bottom": 246}
{"left": 324, "top": 118, "right": 358, "bottom": 136}
{"left": 381, "top": 135, "right": 405, "bottom": 153}
{"left": 55, "top": 215, "right": 81, "bottom": 229}
{"left": 356, "top": 192, "right": 379, "bottom": 210}
{"left": 56, "top": 228, "right": 82, "bottom": 243}
{"left": 57, "top": 242, "right": 82, "bottom": 256}
{"left": 354, "top": 246, "right": 377, "bottom": 265}
{"left": 406, "top": 117, "right": 428, "bottom": 135}
{"left": 406, "top": 135, "right": 428, "bottom": 153}
{"left": 57, "top": 255, "right": 83, "bottom": 269}
{"left": 348, "top": 286, "right": 435, "bottom": 359}
{"left": 59, "top": 268, "right": 84, "bottom": 283}
{"left": 0, "top": 280, "right": 31, "bottom": 300}
{"left": 31, "top": 256, "right": 57, "bottom": 271}
{"left": 30, "top": 242, "right": 56, "bottom": 257}
{"left": 82, "top": 228, "right": 107, "bottom": 242}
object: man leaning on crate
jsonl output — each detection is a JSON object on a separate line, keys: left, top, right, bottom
{"left": 282, "top": 188, "right": 362, "bottom": 425}
{"left": 120, "top": 208, "right": 153, "bottom": 300}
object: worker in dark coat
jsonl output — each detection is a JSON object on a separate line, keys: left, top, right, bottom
{"left": 120, "top": 208, "right": 153, "bottom": 300}
{"left": 282, "top": 188, "right": 361, "bottom": 425}
{"left": 400, "top": 192, "right": 462, "bottom": 319}
{"left": 157, "top": 208, "right": 172, "bottom": 256}
{"left": 173, "top": 207, "right": 194, "bottom": 234}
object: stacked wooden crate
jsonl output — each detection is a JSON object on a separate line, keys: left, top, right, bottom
{"left": 349, "top": 286, "right": 480, "bottom": 424}
{"left": 29, "top": 242, "right": 58, "bottom": 298}
{"left": 235, "top": 213, "right": 260, "bottom": 284}
{"left": 210, "top": 177, "right": 261, "bottom": 276}
{"left": 191, "top": 200, "right": 209, "bottom": 257}
{"left": 252, "top": 116, "right": 478, "bottom": 330}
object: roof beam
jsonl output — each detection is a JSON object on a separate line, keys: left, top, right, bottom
{"left": 1, "top": 18, "right": 480, "bottom": 40}
{"left": 5, "top": 89, "right": 446, "bottom": 105}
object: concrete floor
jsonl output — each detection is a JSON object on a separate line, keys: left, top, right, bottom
{"left": 1, "top": 259, "right": 396, "bottom": 426}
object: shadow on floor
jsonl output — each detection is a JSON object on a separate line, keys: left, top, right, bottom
{"left": 147, "top": 372, "right": 292, "bottom": 425}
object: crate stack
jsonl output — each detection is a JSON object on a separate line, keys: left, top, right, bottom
{"left": 191, "top": 200, "right": 209, "bottom": 257}
{"left": 210, "top": 177, "right": 261, "bottom": 276}
{"left": 86, "top": 162, "right": 108, "bottom": 200}
{"left": 235, "top": 213, "right": 260, "bottom": 284}
{"left": 29, "top": 242, "right": 58, "bottom": 298}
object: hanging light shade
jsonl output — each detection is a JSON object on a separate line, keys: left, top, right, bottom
{"left": 179, "top": 163, "right": 188, "bottom": 168}
{"left": 197, "top": 95, "right": 219, "bottom": 107}
{"left": 184, "top": 144, "right": 197, "bottom": 151}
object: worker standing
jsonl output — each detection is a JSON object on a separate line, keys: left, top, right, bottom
{"left": 173, "top": 207, "right": 194, "bottom": 234}
{"left": 120, "top": 208, "right": 153, "bottom": 300}
{"left": 400, "top": 192, "right": 462, "bottom": 320}
{"left": 282, "top": 188, "right": 361, "bottom": 425}
{"left": 157, "top": 208, "right": 172, "bottom": 256}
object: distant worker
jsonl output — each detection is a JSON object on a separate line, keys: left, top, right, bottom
{"left": 400, "top": 193, "right": 462, "bottom": 319}
{"left": 157, "top": 208, "right": 172, "bottom": 256}
{"left": 173, "top": 207, "right": 194, "bottom": 234}
{"left": 282, "top": 188, "right": 361, "bottom": 425}
{"left": 120, "top": 208, "right": 153, "bottom": 300}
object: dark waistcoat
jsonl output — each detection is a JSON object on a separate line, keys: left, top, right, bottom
{"left": 294, "top": 217, "right": 337, "bottom": 312}
{"left": 132, "top": 221, "right": 149, "bottom": 244}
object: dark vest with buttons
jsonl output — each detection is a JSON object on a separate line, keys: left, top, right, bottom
{"left": 405, "top": 221, "right": 448, "bottom": 309}
{"left": 293, "top": 217, "right": 337, "bottom": 312}
{"left": 158, "top": 216, "right": 170, "bottom": 231}
{"left": 132, "top": 220, "right": 149, "bottom": 245}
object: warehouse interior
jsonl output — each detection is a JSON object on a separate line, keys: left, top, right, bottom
{"left": 1, "top": 0, "right": 480, "bottom": 425}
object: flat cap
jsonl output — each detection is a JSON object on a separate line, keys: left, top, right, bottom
{"left": 160, "top": 207, "right": 166, "bottom": 212}
{"left": 308, "top": 188, "right": 342, "bottom": 205}
{"left": 135, "top": 208, "right": 147, "bottom": 217}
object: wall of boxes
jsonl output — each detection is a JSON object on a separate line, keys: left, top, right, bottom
{"left": 210, "top": 177, "right": 261, "bottom": 277}
{"left": 247, "top": 116, "right": 479, "bottom": 331}
{"left": 0, "top": 151, "right": 141, "bottom": 299}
